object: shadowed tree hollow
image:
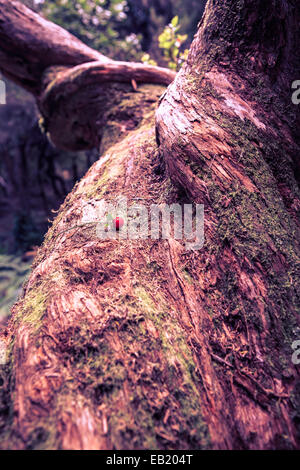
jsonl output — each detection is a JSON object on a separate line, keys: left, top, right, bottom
{"left": 0, "top": 0, "right": 300, "bottom": 450}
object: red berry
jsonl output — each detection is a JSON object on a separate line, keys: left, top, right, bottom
{"left": 114, "top": 217, "right": 124, "bottom": 230}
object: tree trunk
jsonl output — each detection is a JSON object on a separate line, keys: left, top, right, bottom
{"left": 0, "top": 0, "right": 299, "bottom": 450}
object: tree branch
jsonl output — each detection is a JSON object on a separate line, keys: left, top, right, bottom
{"left": 0, "top": 0, "right": 175, "bottom": 96}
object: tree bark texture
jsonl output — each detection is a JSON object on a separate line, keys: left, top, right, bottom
{"left": 0, "top": 0, "right": 175, "bottom": 95}
{"left": 0, "top": 0, "right": 299, "bottom": 450}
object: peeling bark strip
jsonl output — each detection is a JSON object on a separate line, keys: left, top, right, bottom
{"left": 0, "top": 0, "right": 300, "bottom": 450}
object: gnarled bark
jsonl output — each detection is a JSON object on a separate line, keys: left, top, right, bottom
{"left": 0, "top": 0, "right": 299, "bottom": 450}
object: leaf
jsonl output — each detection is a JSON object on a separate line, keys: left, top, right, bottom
{"left": 168, "top": 61, "right": 177, "bottom": 70}
{"left": 141, "top": 53, "right": 150, "bottom": 62}
{"left": 173, "top": 47, "right": 179, "bottom": 58}
{"left": 178, "top": 34, "right": 188, "bottom": 42}
{"left": 171, "top": 16, "right": 179, "bottom": 27}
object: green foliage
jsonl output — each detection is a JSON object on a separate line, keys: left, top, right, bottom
{"left": 35, "top": 0, "right": 142, "bottom": 60}
{"left": 142, "top": 16, "right": 188, "bottom": 71}
{"left": 158, "top": 15, "right": 188, "bottom": 70}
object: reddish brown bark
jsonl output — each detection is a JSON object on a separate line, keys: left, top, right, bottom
{"left": 0, "top": 0, "right": 299, "bottom": 450}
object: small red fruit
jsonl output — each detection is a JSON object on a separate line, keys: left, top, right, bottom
{"left": 114, "top": 216, "right": 124, "bottom": 231}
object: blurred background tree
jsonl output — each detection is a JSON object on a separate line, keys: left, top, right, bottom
{"left": 0, "top": 0, "right": 207, "bottom": 321}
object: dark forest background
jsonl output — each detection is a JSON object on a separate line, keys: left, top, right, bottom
{"left": 0, "top": 0, "right": 207, "bottom": 321}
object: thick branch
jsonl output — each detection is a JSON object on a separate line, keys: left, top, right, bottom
{"left": 0, "top": 0, "right": 175, "bottom": 95}
{"left": 0, "top": 0, "right": 109, "bottom": 93}
{"left": 0, "top": 0, "right": 176, "bottom": 152}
